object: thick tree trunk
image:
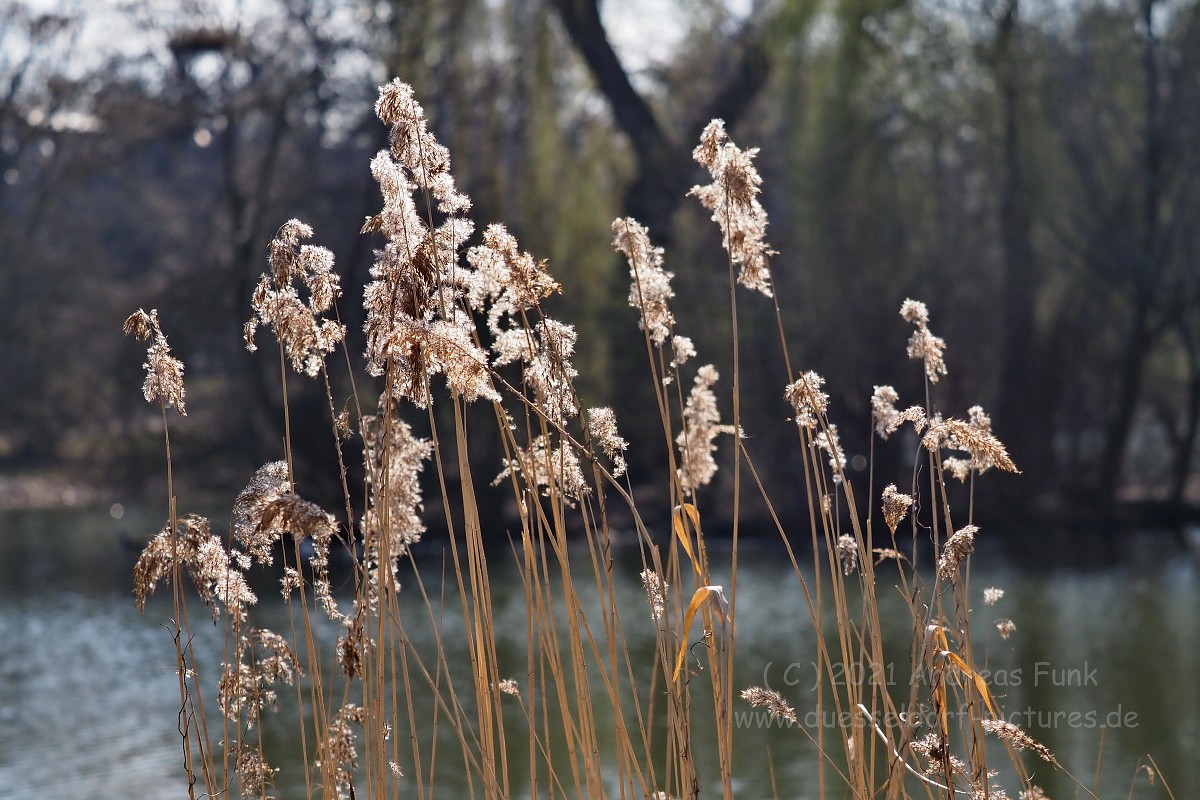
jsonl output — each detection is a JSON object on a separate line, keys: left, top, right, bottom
{"left": 993, "top": 0, "right": 1056, "bottom": 503}
{"left": 1169, "top": 362, "right": 1200, "bottom": 510}
{"left": 549, "top": 0, "right": 771, "bottom": 241}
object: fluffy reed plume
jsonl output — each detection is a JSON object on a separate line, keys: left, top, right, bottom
{"left": 218, "top": 627, "right": 302, "bottom": 723}
{"left": 1020, "top": 786, "right": 1051, "bottom": 799}
{"left": 814, "top": 424, "right": 847, "bottom": 480}
{"left": 374, "top": 79, "right": 470, "bottom": 215}
{"left": 493, "top": 317, "right": 580, "bottom": 426}
{"left": 784, "top": 371, "right": 829, "bottom": 429}
{"left": 996, "top": 619, "right": 1017, "bottom": 639}
{"left": 910, "top": 733, "right": 966, "bottom": 777}
{"left": 937, "top": 524, "right": 979, "bottom": 580}
{"left": 465, "top": 223, "right": 560, "bottom": 337}
{"left": 497, "top": 433, "right": 588, "bottom": 500}
{"left": 984, "top": 587, "right": 1005, "bottom": 605}
{"left": 671, "top": 334, "right": 696, "bottom": 368}
{"left": 236, "top": 746, "right": 278, "bottom": 799}
{"left": 640, "top": 568, "right": 668, "bottom": 623}
{"left": 923, "top": 414, "right": 1018, "bottom": 476}
{"left": 690, "top": 120, "right": 775, "bottom": 296}
{"left": 676, "top": 364, "right": 736, "bottom": 496}
{"left": 245, "top": 219, "right": 345, "bottom": 377}
{"left": 496, "top": 678, "right": 521, "bottom": 697}
{"left": 881, "top": 484, "right": 914, "bottom": 534}
{"left": 612, "top": 217, "right": 675, "bottom": 345}
{"left": 134, "top": 514, "right": 255, "bottom": 616}
{"left": 873, "top": 547, "right": 905, "bottom": 564}
{"left": 935, "top": 405, "right": 1015, "bottom": 480}
{"left": 361, "top": 408, "right": 433, "bottom": 598}
{"left": 232, "top": 461, "right": 342, "bottom": 617}
{"left": 232, "top": 461, "right": 292, "bottom": 564}
{"left": 123, "top": 308, "right": 187, "bottom": 415}
{"left": 361, "top": 81, "right": 493, "bottom": 406}
{"left": 836, "top": 533, "right": 859, "bottom": 575}
{"left": 900, "top": 299, "right": 947, "bottom": 385}
{"left": 980, "top": 719, "right": 1057, "bottom": 764}
{"left": 740, "top": 687, "right": 798, "bottom": 725}
{"left": 320, "top": 703, "right": 368, "bottom": 800}
{"left": 871, "top": 384, "right": 927, "bottom": 439}
{"left": 587, "top": 406, "right": 628, "bottom": 477}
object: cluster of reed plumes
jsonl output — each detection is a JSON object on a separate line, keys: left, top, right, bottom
{"left": 126, "top": 79, "right": 1118, "bottom": 800}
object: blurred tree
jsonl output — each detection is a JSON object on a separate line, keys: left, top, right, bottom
{"left": 549, "top": 0, "right": 774, "bottom": 243}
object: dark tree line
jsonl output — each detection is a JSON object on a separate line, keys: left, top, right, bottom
{"left": 3, "top": 0, "right": 1199, "bottom": 531}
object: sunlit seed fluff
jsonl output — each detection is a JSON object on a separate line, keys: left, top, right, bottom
{"left": 740, "top": 687, "right": 797, "bottom": 725}
{"left": 612, "top": 217, "right": 675, "bottom": 345}
{"left": 980, "top": 719, "right": 1056, "bottom": 763}
{"left": 983, "top": 587, "right": 1005, "bottom": 605}
{"left": 784, "top": 371, "right": 828, "bottom": 429}
{"left": 123, "top": 308, "right": 187, "bottom": 415}
{"left": 936, "top": 524, "right": 978, "bottom": 581}
{"left": 814, "top": 424, "right": 847, "bottom": 481}
{"left": 639, "top": 568, "right": 668, "bottom": 623}
{"left": 232, "top": 461, "right": 292, "bottom": 565}
{"left": 495, "top": 434, "right": 589, "bottom": 500}
{"left": 322, "top": 703, "right": 368, "bottom": 800}
{"left": 899, "top": 298, "right": 930, "bottom": 326}
{"left": 248, "top": 220, "right": 346, "bottom": 378}
{"left": 236, "top": 745, "right": 278, "bottom": 796}
{"left": 363, "top": 83, "right": 494, "bottom": 409}
{"left": 881, "top": 484, "right": 914, "bottom": 534}
{"left": 133, "top": 514, "right": 256, "bottom": 618}
{"left": 923, "top": 418, "right": 1018, "bottom": 474}
{"left": 996, "top": 618, "right": 1017, "bottom": 639}
{"left": 465, "top": 223, "right": 560, "bottom": 335}
{"left": 899, "top": 298, "right": 947, "bottom": 384}
{"left": 587, "top": 406, "right": 628, "bottom": 477}
{"left": 492, "top": 318, "right": 580, "bottom": 426}
{"left": 689, "top": 120, "right": 775, "bottom": 297}
{"left": 836, "top": 534, "right": 858, "bottom": 576}
{"left": 374, "top": 79, "right": 470, "bottom": 214}
{"left": 496, "top": 678, "right": 521, "bottom": 697}
{"left": 872, "top": 547, "right": 905, "bottom": 564}
{"left": 671, "top": 335, "right": 696, "bottom": 368}
{"left": 360, "top": 409, "right": 433, "bottom": 604}
{"left": 1019, "top": 787, "right": 1051, "bottom": 800}
{"left": 676, "top": 365, "right": 736, "bottom": 496}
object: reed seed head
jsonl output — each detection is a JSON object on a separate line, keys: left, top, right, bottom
{"left": 881, "top": 484, "right": 914, "bottom": 534}
{"left": 613, "top": 217, "right": 675, "bottom": 346}
{"left": 587, "top": 406, "right": 628, "bottom": 477}
{"left": 690, "top": 120, "right": 775, "bottom": 297}
{"left": 937, "top": 524, "right": 978, "bottom": 581}
{"left": 124, "top": 308, "right": 187, "bottom": 415}
{"left": 640, "top": 569, "right": 668, "bottom": 623}
{"left": 740, "top": 687, "right": 797, "bottom": 725}
{"left": 785, "top": 371, "right": 828, "bottom": 429}
{"left": 981, "top": 719, "right": 1056, "bottom": 763}
{"left": 676, "top": 365, "right": 735, "bottom": 496}
{"left": 837, "top": 533, "right": 859, "bottom": 575}
{"left": 900, "top": 298, "right": 947, "bottom": 384}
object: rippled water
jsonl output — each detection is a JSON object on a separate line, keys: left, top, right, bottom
{"left": 1, "top": 507, "right": 1196, "bottom": 798}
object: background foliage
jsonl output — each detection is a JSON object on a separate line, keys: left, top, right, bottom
{"left": 4, "top": 0, "right": 1200, "bottom": 535}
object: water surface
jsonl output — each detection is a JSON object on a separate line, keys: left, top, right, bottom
{"left": 0, "top": 507, "right": 1196, "bottom": 798}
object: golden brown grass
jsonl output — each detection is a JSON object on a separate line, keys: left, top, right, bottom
{"left": 126, "top": 78, "right": 1139, "bottom": 800}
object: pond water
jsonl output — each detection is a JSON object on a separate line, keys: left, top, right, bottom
{"left": 0, "top": 506, "right": 1196, "bottom": 799}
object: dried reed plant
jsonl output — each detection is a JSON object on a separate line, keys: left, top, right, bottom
{"left": 125, "top": 78, "right": 1123, "bottom": 800}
